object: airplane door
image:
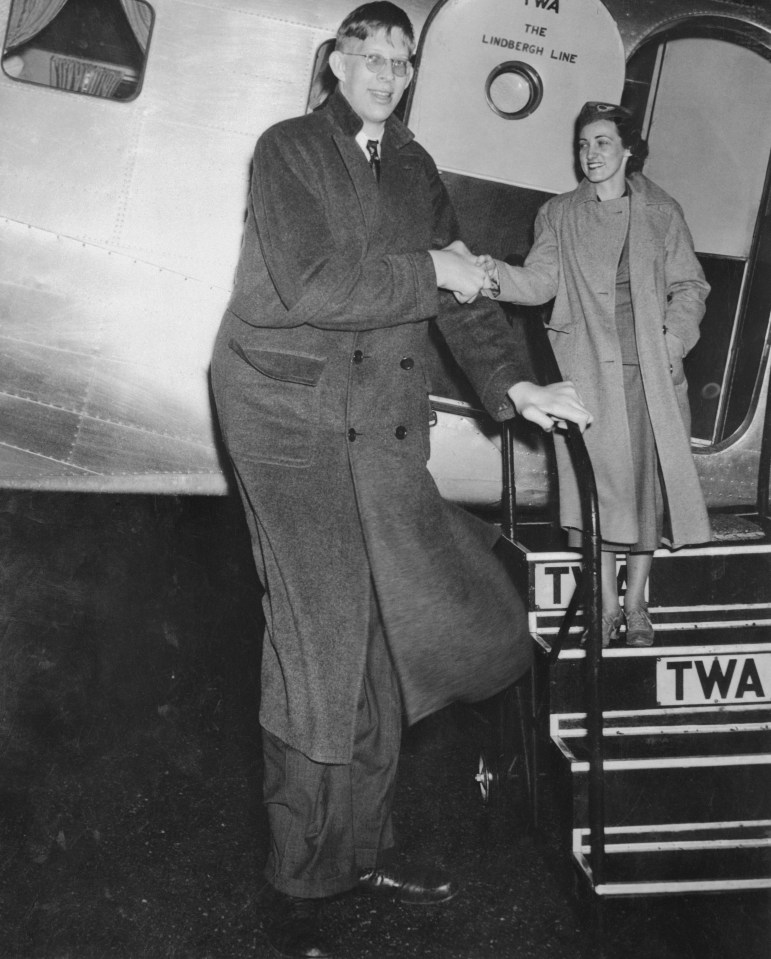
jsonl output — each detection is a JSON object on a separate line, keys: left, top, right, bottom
{"left": 625, "top": 35, "right": 771, "bottom": 450}
{"left": 406, "top": 0, "right": 625, "bottom": 193}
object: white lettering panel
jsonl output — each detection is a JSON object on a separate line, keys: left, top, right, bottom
{"left": 534, "top": 561, "right": 581, "bottom": 610}
{"left": 657, "top": 653, "right": 771, "bottom": 706}
{"left": 534, "top": 557, "right": 630, "bottom": 610}
{"left": 407, "top": 0, "right": 624, "bottom": 193}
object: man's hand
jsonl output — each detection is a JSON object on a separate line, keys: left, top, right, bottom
{"left": 449, "top": 248, "right": 500, "bottom": 304}
{"left": 429, "top": 240, "right": 488, "bottom": 302}
{"left": 507, "top": 381, "right": 593, "bottom": 433}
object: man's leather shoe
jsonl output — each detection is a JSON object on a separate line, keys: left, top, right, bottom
{"left": 261, "top": 890, "right": 334, "bottom": 959}
{"left": 357, "top": 866, "right": 459, "bottom": 905}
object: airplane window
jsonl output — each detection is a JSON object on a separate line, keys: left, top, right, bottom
{"left": 307, "top": 39, "right": 336, "bottom": 113}
{"left": 485, "top": 61, "right": 543, "bottom": 120}
{"left": 1, "top": 0, "right": 152, "bottom": 102}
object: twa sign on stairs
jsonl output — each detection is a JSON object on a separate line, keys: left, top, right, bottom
{"left": 511, "top": 526, "right": 771, "bottom": 897}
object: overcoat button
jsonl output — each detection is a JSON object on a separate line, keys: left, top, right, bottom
{"left": 395, "top": 426, "right": 407, "bottom": 439}
{"left": 400, "top": 357, "right": 414, "bottom": 370}
{"left": 353, "top": 350, "right": 364, "bottom": 363}
{"left": 348, "top": 428, "right": 357, "bottom": 442}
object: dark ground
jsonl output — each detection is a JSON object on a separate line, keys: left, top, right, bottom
{"left": 0, "top": 491, "right": 768, "bottom": 959}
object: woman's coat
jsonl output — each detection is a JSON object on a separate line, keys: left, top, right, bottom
{"left": 211, "top": 91, "right": 534, "bottom": 764}
{"left": 496, "top": 173, "right": 711, "bottom": 548}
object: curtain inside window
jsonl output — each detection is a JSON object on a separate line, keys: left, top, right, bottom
{"left": 119, "top": 0, "right": 152, "bottom": 54}
{"left": 5, "top": 0, "right": 69, "bottom": 50}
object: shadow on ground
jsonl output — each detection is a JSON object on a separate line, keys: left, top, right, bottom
{"left": 0, "top": 492, "right": 768, "bottom": 958}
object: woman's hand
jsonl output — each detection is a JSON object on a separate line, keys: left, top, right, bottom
{"left": 507, "top": 381, "right": 593, "bottom": 433}
{"left": 477, "top": 254, "right": 500, "bottom": 299}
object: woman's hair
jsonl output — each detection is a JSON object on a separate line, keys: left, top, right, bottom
{"left": 576, "top": 101, "right": 649, "bottom": 175}
{"left": 614, "top": 115, "right": 649, "bottom": 175}
{"left": 336, "top": 2, "right": 416, "bottom": 53}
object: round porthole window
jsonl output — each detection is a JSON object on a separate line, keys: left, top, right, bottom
{"left": 485, "top": 61, "right": 543, "bottom": 119}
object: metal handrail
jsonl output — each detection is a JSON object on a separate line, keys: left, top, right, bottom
{"left": 757, "top": 360, "right": 771, "bottom": 528}
{"left": 502, "top": 306, "right": 606, "bottom": 885}
{"left": 559, "top": 422, "right": 606, "bottom": 887}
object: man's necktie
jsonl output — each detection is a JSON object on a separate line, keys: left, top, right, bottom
{"left": 366, "top": 139, "right": 380, "bottom": 183}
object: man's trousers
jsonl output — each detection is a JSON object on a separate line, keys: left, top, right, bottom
{"left": 261, "top": 587, "right": 402, "bottom": 898}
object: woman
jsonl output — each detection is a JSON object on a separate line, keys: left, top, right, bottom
{"left": 480, "top": 101, "right": 711, "bottom": 647}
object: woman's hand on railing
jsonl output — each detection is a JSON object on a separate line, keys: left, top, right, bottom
{"left": 507, "top": 380, "right": 593, "bottom": 433}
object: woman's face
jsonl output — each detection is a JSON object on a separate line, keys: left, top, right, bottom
{"left": 578, "top": 119, "right": 630, "bottom": 194}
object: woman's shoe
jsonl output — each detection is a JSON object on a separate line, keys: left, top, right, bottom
{"left": 625, "top": 606, "right": 655, "bottom": 647}
{"left": 581, "top": 608, "right": 623, "bottom": 648}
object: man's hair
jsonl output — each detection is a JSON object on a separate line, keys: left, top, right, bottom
{"left": 336, "top": 2, "right": 415, "bottom": 53}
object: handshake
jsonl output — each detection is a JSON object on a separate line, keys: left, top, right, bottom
{"left": 428, "top": 240, "right": 500, "bottom": 304}
{"left": 428, "top": 242, "right": 593, "bottom": 435}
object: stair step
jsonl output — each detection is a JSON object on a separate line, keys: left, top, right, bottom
{"left": 579, "top": 820, "right": 771, "bottom": 845}
{"left": 515, "top": 516, "right": 770, "bottom": 551}
{"left": 709, "top": 514, "right": 767, "bottom": 541}
{"left": 572, "top": 821, "right": 771, "bottom": 896}
{"left": 515, "top": 539, "right": 771, "bottom": 635}
{"left": 542, "top": 641, "right": 771, "bottom": 713}
{"left": 534, "top": 609, "right": 771, "bottom": 637}
{"left": 535, "top": 624, "right": 771, "bottom": 650}
{"left": 557, "top": 728, "right": 771, "bottom": 764}
{"left": 552, "top": 729, "right": 771, "bottom": 827}
{"left": 554, "top": 704, "right": 771, "bottom": 737}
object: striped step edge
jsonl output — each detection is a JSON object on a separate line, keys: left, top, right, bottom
{"left": 572, "top": 820, "right": 771, "bottom": 897}
{"left": 552, "top": 734, "right": 771, "bottom": 772}
{"left": 516, "top": 541, "right": 771, "bottom": 563}
{"left": 551, "top": 704, "right": 771, "bottom": 739}
{"left": 533, "top": 636, "right": 771, "bottom": 659}
{"left": 531, "top": 607, "right": 771, "bottom": 637}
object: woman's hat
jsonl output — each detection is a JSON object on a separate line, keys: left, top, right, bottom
{"left": 577, "top": 101, "right": 633, "bottom": 127}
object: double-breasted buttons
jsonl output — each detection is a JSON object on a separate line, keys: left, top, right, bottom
{"left": 395, "top": 426, "right": 407, "bottom": 440}
{"left": 400, "top": 356, "right": 414, "bottom": 370}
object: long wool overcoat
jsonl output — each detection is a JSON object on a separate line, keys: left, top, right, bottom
{"left": 496, "top": 173, "right": 712, "bottom": 549}
{"left": 210, "top": 90, "right": 534, "bottom": 764}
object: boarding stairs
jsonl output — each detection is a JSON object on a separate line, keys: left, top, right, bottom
{"left": 486, "top": 310, "right": 771, "bottom": 904}
{"left": 510, "top": 516, "right": 771, "bottom": 899}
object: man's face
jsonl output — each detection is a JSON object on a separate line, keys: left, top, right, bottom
{"left": 330, "top": 28, "right": 413, "bottom": 136}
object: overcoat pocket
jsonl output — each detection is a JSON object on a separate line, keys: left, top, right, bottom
{"left": 229, "top": 341, "right": 326, "bottom": 385}
{"left": 227, "top": 339, "right": 326, "bottom": 468}
{"left": 665, "top": 330, "right": 686, "bottom": 386}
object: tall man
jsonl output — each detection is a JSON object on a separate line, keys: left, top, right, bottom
{"left": 210, "top": 4, "right": 590, "bottom": 957}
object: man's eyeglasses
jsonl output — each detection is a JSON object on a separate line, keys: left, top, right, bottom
{"left": 341, "top": 52, "right": 412, "bottom": 78}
